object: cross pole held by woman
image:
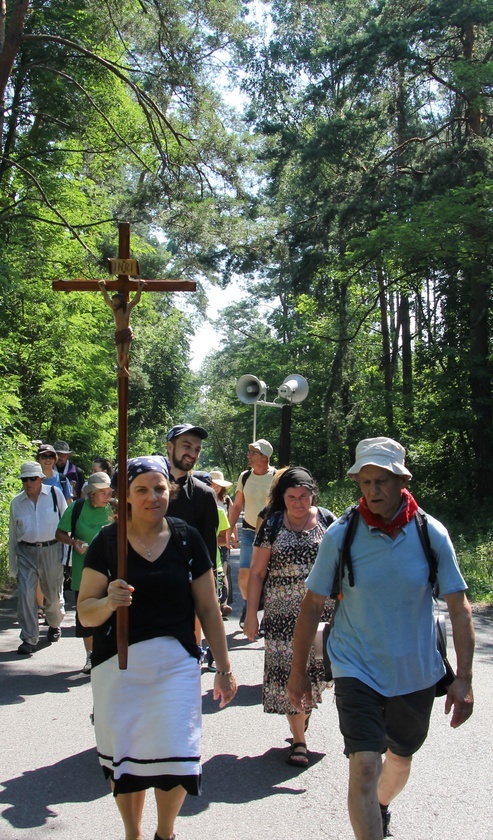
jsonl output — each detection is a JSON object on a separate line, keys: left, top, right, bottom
{"left": 77, "top": 457, "right": 237, "bottom": 840}
{"left": 243, "top": 466, "right": 335, "bottom": 769}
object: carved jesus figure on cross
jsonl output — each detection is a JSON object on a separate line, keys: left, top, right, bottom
{"left": 98, "top": 279, "right": 145, "bottom": 375}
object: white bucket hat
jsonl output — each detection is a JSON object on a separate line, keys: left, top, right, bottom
{"left": 19, "top": 461, "right": 44, "bottom": 479}
{"left": 347, "top": 437, "right": 412, "bottom": 480}
{"left": 209, "top": 469, "right": 232, "bottom": 489}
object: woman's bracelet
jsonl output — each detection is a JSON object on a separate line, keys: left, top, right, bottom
{"left": 216, "top": 670, "right": 233, "bottom": 676}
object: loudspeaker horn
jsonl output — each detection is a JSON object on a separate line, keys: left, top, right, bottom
{"left": 236, "top": 374, "right": 267, "bottom": 405}
{"left": 277, "top": 374, "right": 309, "bottom": 404}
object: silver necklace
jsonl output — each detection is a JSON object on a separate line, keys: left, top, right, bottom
{"left": 285, "top": 510, "right": 312, "bottom": 533}
{"left": 133, "top": 533, "right": 163, "bottom": 558}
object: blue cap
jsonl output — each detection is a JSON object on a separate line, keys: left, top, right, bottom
{"left": 166, "top": 424, "right": 208, "bottom": 442}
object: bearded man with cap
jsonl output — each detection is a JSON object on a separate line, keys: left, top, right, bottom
{"left": 9, "top": 462, "right": 68, "bottom": 654}
{"left": 287, "top": 437, "right": 475, "bottom": 839}
{"left": 227, "top": 439, "right": 276, "bottom": 624}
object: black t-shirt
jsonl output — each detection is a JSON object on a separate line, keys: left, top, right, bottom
{"left": 168, "top": 473, "right": 219, "bottom": 567}
{"left": 84, "top": 519, "right": 212, "bottom": 667}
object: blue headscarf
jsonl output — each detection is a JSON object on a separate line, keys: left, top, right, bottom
{"left": 111, "top": 456, "right": 169, "bottom": 489}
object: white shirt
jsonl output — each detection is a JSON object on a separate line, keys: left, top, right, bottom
{"left": 9, "top": 484, "right": 67, "bottom": 573}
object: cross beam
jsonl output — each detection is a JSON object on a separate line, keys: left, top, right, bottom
{"left": 52, "top": 222, "right": 196, "bottom": 668}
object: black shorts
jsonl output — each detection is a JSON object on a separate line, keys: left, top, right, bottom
{"left": 335, "top": 677, "right": 436, "bottom": 758}
{"left": 74, "top": 590, "right": 93, "bottom": 639}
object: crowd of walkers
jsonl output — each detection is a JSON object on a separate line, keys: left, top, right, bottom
{"left": 9, "top": 431, "right": 475, "bottom": 840}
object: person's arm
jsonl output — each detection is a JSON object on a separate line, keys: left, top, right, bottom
{"left": 77, "top": 566, "right": 134, "bottom": 627}
{"left": 227, "top": 489, "right": 244, "bottom": 530}
{"left": 244, "top": 546, "right": 270, "bottom": 640}
{"left": 8, "top": 505, "right": 18, "bottom": 575}
{"left": 55, "top": 527, "right": 88, "bottom": 555}
{"left": 443, "top": 590, "right": 475, "bottom": 728}
{"left": 127, "top": 280, "right": 145, "bottom": 310}
{"left": 192, "top": 569, "right": 237, "bottom": 708}
{"left": 287, "top": 589, "right": 327, "bottom": 712}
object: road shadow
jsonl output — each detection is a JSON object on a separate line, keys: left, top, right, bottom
{"left": 0, "top": 748, "right": 108, "bottom": 829}
{"left": 180, "top": 747, "right": 325, "bottom": 818}
{"left": 202, "top": 682, "right": 262, "bottom": 714}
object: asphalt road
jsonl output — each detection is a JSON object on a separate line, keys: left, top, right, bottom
{"left": 1, "top": 549, "right": 492, "bottom": 840}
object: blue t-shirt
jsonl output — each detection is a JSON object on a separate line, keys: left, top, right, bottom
{"left": 43, "top": 472, "right": 72, "bottom": 501}
{"left": 306, "top": 512, "right": 467, "bottom": 696}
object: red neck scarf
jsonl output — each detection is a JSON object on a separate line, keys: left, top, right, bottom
{"left": 358, "top": 488, "right": 418, "bottom": 538}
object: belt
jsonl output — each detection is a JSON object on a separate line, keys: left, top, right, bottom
{"left": 19, "top": 539, "right": 58, "bottom": 547}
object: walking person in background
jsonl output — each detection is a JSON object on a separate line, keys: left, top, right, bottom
{"left": 227, "top": 440, "right": 276, "bottom": 626}
{"left": 55, "top": 472, "right": 114, "bottom": 674}
{"left": 78, "top": 457, "right": 236, "bottom": 840}
{"left": 9, "top": 462, "right": 67, "bottom": 654}
{"left": 244, "top": 466, "right": 336, "bottom": 767}
{"left": 288, "top": 437, "right": 474, "bottom": 839}
{"left": 91, "top": 457, "right": 114, "bottom": 477}
{"left": 37, "top": 444, "right": 73, "bottom": 502}
{"left": 54, "top": 440, "right": 85, "bottom": 498}
{"left": 209, "top": 469, "right": 234, "bottom": 617}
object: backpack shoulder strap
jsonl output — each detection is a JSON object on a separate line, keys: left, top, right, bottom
{"left": 70, "top": 498, "right": 85, "bottom": 537}
{"left": 241, "top": 468, "right": 252, "bottom": 490}
{"left": 167, "top": 517, "right": 192, "bottom": 565}
{"left": 414, "top": 508, "right": 438, "bottom": 590}
{"left": 265, "top": 509, "right": 284, "bottom": 545}
{"left": 317, "top": 506, "right": 337, "bottom": 528}
{"left": 330, "top": 505, "right": 359, "bottom": 599}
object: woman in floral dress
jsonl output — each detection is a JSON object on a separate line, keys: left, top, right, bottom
{"left": 244, "top": 467, "right": 335, "bottom": 768}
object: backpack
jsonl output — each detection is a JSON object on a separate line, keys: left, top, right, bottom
{"left": 264, "top": 506, "right": 336, "bottom": 545}
{"left": 325, "top": 505, "right": 455, "bottom": 694}
{"left": 331, "top": 505, "right": 437, "bottom": 599}
{"left": 241, "top": 465, "right": 277, "bottom": 490}
{"left": 101, "top": 516, "right": 192, "bottom": 572}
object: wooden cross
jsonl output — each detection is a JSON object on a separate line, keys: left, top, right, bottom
{"left": 53, "top": 221, "right": 196, "bottom": 668}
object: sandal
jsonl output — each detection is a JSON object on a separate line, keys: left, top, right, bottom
{"left": 287, "top": 742, "right": 309, "bottom": 768}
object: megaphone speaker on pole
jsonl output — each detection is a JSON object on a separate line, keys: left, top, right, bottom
{"left": 277, "top": 374, "right": 309, "bottom": 404}
{"left": 236, "top": 375, "right": 267, "bottom": 405}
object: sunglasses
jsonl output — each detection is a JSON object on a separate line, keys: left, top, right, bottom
{"left": 21, "top": 476, "right": 40, "bottom": 482}
{"left": 39, "top": 453, "right": 56, "bottom": 459}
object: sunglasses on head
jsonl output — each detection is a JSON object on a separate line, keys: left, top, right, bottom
{"left": 21, "top": 476, "right": 40, "bottom": 482}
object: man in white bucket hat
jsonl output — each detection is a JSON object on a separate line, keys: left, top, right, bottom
{"left": 288, "top": 437, "right": 474, "bottom": 839}
{"left": 9, "top": 462, "right": 68, "bottom": 654}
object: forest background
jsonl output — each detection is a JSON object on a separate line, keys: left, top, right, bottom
{"left": 0, "top": 0, "right": 492, "bottom": 601}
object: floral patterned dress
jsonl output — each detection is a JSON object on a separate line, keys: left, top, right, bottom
{"left": 255, "top": 514, "right": 334, "bottom": 715}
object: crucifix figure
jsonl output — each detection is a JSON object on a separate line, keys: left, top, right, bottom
{"left": 53, "top": 222, "right": 196, "bottom": 668}
{"left": 98, "top": 279, "right": 145, "bottom": 375}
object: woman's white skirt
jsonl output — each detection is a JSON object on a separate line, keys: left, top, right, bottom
{"left": 91, "top": 636, "right": 201, "bottom": 792}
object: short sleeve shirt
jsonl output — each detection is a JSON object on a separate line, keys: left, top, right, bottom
{"left": 306, "top": 512, "right": 467, "bottom": 696}
{"left": 236, "top": 468, "right": 276, "bottom": 528}
{"left": 83, "top": 519, "right": 212, "bottom": 667}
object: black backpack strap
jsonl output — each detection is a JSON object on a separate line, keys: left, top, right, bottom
{"left": 317, "top": 506, "right": 337, "bottom": 528}
{"left": 241, "top": 468, "right": 252, "bottom": 490}
{"left": 414, "top": 508, "right": 438, "bottom": 591}
{"left": 265, "top": 510, "right": 284, "bottom": 545}
{"left": 167, "top": 517, "right": 192, "bottom": 565}
{"left": 70, "top": 498, "right": 85, "bottom": 537}
{"left": 330, "top": 505, "right": 359, "bottom": 599}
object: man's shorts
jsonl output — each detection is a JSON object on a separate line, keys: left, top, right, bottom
{"left": 239, "top": 528, "right": 256, "bottom": 569}
{"left": 335, "top": 677, "right": 436, "bottom": 758}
